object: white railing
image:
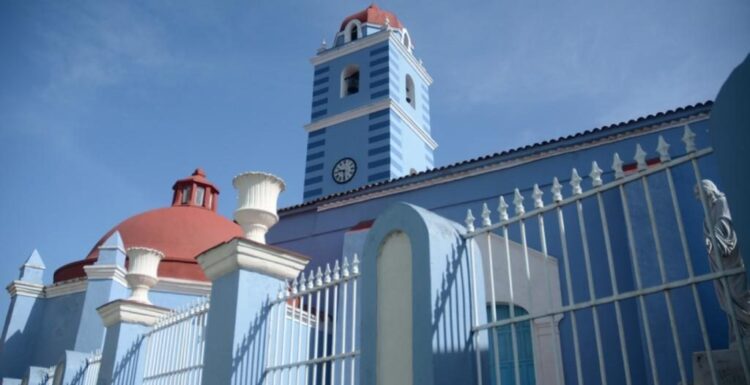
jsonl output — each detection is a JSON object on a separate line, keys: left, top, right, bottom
{"left": 463, "top": 126, "right": 749, "bottom": 385}
{"left": 141, "top": 298, "right": 210, "bottom": 385}
{"left": 264, "top": 255, "right": 360, "bottom": 385}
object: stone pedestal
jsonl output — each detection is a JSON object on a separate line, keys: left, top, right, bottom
{"left": 197, "top": 237, "right": 308, "bottom": 385}
{"left": 693, "top": 348, "right": 749, "bottom": 385}
{"left": 95, "top": 299, "right": 169, "bottom": 385}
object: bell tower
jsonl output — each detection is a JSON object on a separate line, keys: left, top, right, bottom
{"left": 302, "top": 4, "right": 436, "bottom": 201}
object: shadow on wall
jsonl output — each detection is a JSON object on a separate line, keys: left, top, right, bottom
{"left": 0, "top": 298, "right": 45, "bottom": 379}
{"left": 111, "top": 336, "right": 144, "bottom": 385}
{"left": 431, "top": 239, "right": 480, "bottom": 384}
{"left": 232, "top": 299, "right": 271, "bottom": 385}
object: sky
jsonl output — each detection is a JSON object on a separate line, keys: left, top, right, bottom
{"left": 0, "top": 0, "right": 748, "bottom": 319}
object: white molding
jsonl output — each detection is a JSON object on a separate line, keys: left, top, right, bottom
{"left": 311, "top": 30, "right": 432, "bottom": 85}
{"left": 45, "top": 278, "right": 88, "bottom": 298}
{"left": 390, "top": 100, "right": 438, "bottom": 149}
{"left": 312, "top": 30, "right": 389, "bottom": 66}
{"left": 97, "top": 299, "right": 170, "bottom": 327}
{"left": 305, "top": 98, "right": 389, "bottom": 132}
{"left": 304, "top": 99, "right": 437, "bottom": 149}
{"left": 84, "top": 265, "right": 128, "bottom": 287}
{"left": 314, "top": 114, "right": 710, "bottom": 212}
{"left": 197, "top": 238, "right": 309, "bottom": 281}
{"left": 7, "top": 281, "right": 44, "bottom": 298}
{"left": 152, "top": 278, "right": 211, "bottom": 296}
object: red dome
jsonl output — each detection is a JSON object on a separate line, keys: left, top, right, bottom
{"left": 339, "top": 4, "right": 403, "bottom": 31}
{"left": 53, "top": 170, "right": 243, "bottom": 283}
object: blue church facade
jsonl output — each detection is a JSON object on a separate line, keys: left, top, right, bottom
{"left": 2, "top": 5, "right": 748, "bottom": 385}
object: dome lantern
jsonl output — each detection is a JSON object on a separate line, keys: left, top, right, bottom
{"left": 171, "top": 168, "right": 220, "bottom": 211}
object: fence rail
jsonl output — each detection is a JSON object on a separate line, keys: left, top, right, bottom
{"left": 463, "top": 126, "right": 749, "bottom": 385}
{"left": 264, "top": 255, "right": 360, "bottom": 385}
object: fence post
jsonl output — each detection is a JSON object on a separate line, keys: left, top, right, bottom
{"left": 359, "top": 202, "right": 487, "bottom": 385}
{"left": 74, "top": 231, "right": 130, "bottom": 352}
{"left": 95, "top": 299, "right": 169, "bottom": 385}
{"left": 0, "top": 250, "right": 45, "bottom": 380}
{"left": 197, "top": 237, "right": 308, "bottom": 385}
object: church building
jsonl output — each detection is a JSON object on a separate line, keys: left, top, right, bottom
{"left": 1, "top": 5, "right": 747, "bottom": 385}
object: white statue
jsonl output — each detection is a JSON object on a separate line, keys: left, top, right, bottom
{"left": 698, "top": 179, "right": 750, "bottom": 345}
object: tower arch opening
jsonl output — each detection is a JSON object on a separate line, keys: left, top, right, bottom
{"left": 341, "top": 64, "right": 360, "bottom": 97}
{"left": 405, "top": 74, "right": 416, "bottom": 108}
{"left": 344, "top": 20, "right": 362, "bottom": 43}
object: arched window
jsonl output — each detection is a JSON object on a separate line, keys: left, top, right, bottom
{"left": 344, "top": 20, "right": 361, "bottom": 43}
{"left": 403, "top": 32, "right": 410, "bottom": 49}
{"left": 486, "top": 304, "right": 536, "bottom": 385}
{"left": 405, "top": 75, "right": 415, "bottom": 108}
{"left": 341, "top": 65, "right": 360, "bottom": 97}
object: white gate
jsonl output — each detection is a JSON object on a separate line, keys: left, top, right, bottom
{"left": 463, "top": 126, "right": 749, "bottom": 385}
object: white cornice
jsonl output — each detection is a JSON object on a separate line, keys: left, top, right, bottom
{"left": 97, "top": 299, "right": 170, "bottom": 327}
{"left": 197, "top": 238, "right": 309, "bottom": 281}
{"left": 312, "top": 31, "right": 390, "bottom": 66}
{"left": 388, "top": 32, "right": 432, "bottom": 85}
{"left": 152, "top": 278, "right": 211, "bottom": 296}
{"left": 314, "top": 114, "right": 710, "bottom": 212}
{"left": 390, "top": 101, "right": 438, "bottom": 149}
{"left": 45, "top": 278, "right": 88, "bottom": 298}
{"left": 305, "top": 99, "right": 389, "bottom": 132}
{"left": 7, "top": 281, "right": 44, "bottom": 298}
{"left": 304, "top": 99, "right": 437, "bottom": 150}
{"left": 84, "top": 265, "right": 128, "bottom": 287}
{"left": 311, "top": 30, "right": 432, "bottom": 85}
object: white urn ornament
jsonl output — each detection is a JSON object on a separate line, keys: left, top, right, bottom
{"left": 232, "top": 172, "right": 286, "bottom": 244}
{"left": 125, "top": 247, "right": 165, "bottom": 304}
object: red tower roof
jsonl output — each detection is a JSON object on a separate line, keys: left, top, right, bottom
{"left": 339, "top": 4, "right": 403, "bottom": 32}
{"left": 53, "top": 169, "right": 242, "bottom": 283}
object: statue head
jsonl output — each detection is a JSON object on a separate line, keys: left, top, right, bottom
{"left": 695, "top": 179, "right": 725, "bottom": 205}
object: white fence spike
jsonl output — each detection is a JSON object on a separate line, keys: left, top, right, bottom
{"left": 498, "top": 196, "right": 509, "bottom": 221}
{"left": 299, "top": 273, "right": 307, "bottom": 291}
{"left": 352, "top": 253, "right": 360, "bottom": 274}
{"left": 464, "top": 209, "right": 476, "bottom": 232}
{"left": 333, "top": 260, "right": 341, "bottom": 280}
{"left": 307, "top": 270, "right": 315, "bottom": 289}
{"left": 590, "top": 161, "right": 603, "bottom": 187}
{"left": 315, "top": 266, "right": 323, "bottom": 286}
{"left": 570, "top": 168, "right": 583, "bottom": 195}
{"left": 612, "top": 153, "right": 625, "bottom": 179}
{"left": 324, "top": 263, "right": 332, "bottom": 283}
{"left": 513, "top": 188, "right": 525, "bottom": 216}
{"left": 481, "top": 203, "right": 492, "bottom": 227}
{"left": 635, "top": 143, "right": 647, "bottom": 171}
{"left": 292, "top": 277, "right": 299, "bottom": 294}
{"left": 532, "top": 184, "right": 544, "bottom": 209}
{"left": 657, "top": 135, "right": 671, "bottom": 162}
{"left": 552, "top": 177, "right": 563, "bottom": 202}
{"left": 342, "top": 255, "right": 350, "bottom": 278}
{"left": 465, "top": 209, "right": 476, "bottom": 232}
{"left": 682, "top": 124, "right": 696, "bottom": 152}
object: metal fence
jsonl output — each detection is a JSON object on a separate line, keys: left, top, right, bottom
{"left": 463, "top": 126, "right": 749, "bottom": 385}
{"left": 264, "top": 255, "right": 360, "bottom": 385}
{"left": 141, "top": 298, "right": 210, "bottom": 385}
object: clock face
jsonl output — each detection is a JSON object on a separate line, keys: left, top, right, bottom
{"left": 332, "top": 158, "right": 357, "bottom": 184}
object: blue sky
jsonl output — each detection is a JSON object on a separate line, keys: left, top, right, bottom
{"left": 0, "top": 0, "right": 748, "bottom": 318}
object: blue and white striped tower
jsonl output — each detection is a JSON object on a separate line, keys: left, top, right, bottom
{"left": 303, "top": 4, "right": 436, "bottom": 201}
